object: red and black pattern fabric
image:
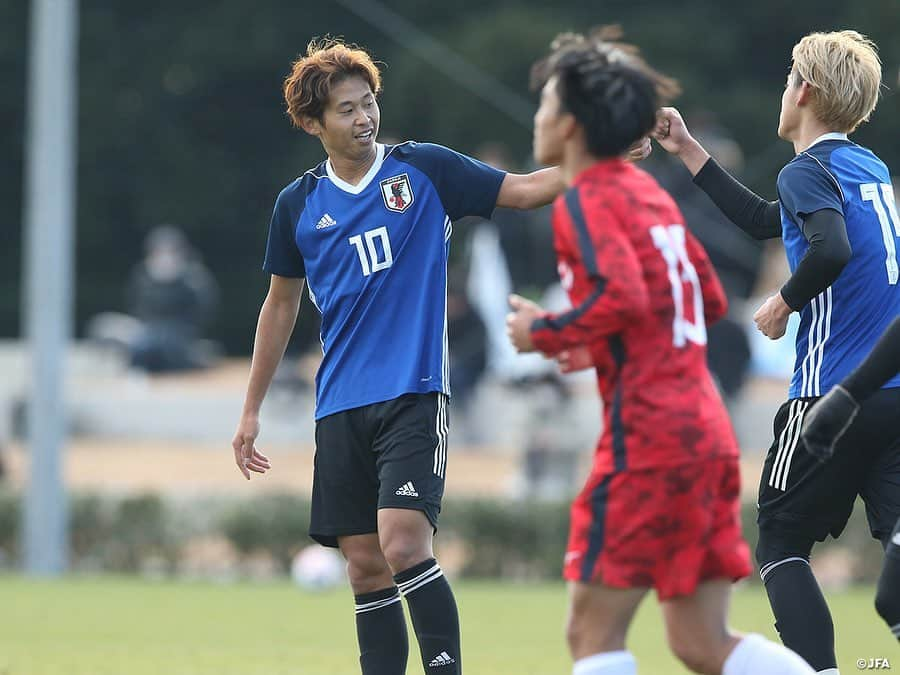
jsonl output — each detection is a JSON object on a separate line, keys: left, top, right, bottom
{"left": 531, "top": 159, "right": 738, "bottom": 474}
{"left": 564, "top": 458, "right": 752, "bottom": 599}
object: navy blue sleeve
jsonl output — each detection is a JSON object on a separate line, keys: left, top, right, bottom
{"left": 402, "top": 142, "right": 506, "bottom": 221}
{"left": 262, "top": 183, "right": 306, "bottom": 278}
{"left": 777, "top": 157, "right": 844, "bottom": 224}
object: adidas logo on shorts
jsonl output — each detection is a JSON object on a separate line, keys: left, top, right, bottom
{"left": 395, "top": 481, "right": 419, "bottom": 497}
{"left": 428, "top": 651, "right": 455, "bottom": 667}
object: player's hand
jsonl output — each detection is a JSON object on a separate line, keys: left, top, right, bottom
{"left": 556, "top": 347, "right": 594, "bottom": 374}
{"left": 799, "top": 385, "right": 860, "bottom": 462}
{"left": 624, "top": 137, "right": 652, "bottom": 163}
{"left": 231, "top": 414, "right": 271, "bottom": 480}
{"left": 506, "top": 294, "right": 543, "bottom": 353}
{"left": 652, "top": 107, "right": 697, "bottom": 155}
{"left": 753, "top": 293, "right": 792, "bottom": 340}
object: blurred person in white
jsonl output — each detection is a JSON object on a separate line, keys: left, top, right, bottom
{"left": 655, "top": 30, "right": 899, "bottom": 674}
{"left": 88, "top": 225, "right": 220, "bottom": 373}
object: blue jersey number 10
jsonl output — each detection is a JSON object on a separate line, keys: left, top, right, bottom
{"left": 349, "top": 227, "right": 394, "bottom": 277}
{"left": 861, "top": 182, "right": 900, "bottom": 285}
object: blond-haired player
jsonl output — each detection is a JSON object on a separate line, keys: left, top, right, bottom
{"left": 655, "top": 30, "right": 898, "bottom": 674}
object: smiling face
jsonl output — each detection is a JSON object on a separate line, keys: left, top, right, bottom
{"left": 303, "top": 75, "right": 380, "bottom": 162}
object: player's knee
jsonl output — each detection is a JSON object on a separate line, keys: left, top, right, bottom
{"left": 755, "top": 527, "right": 812, "bottom": 568}
{"left": 380, "top": 535, "right": 430, "bottom": 574}
{"left": 344, "top": 548, "right": 392, "bottom": 591}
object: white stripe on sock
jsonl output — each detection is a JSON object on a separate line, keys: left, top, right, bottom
{"left": 399, "top": 567, "right": 444, "bottom": 596}
{"left": 354, "top": 594, "right": 401, "bottom": 614}
{"left": 759, "top": 556, "right": 809, "bottom": 582}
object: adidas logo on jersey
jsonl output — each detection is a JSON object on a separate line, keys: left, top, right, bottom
{"left": 428, "top": 651, "right": 455, "bottom": 667}
{"left": 395, "top": 481, "right": 419, "bottom": 497}
{"left": 315, "top": 213, "right": 337, "bottom": 230}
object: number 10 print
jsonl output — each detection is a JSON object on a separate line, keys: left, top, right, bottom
{"left": 349, "top": 227, "right": 394, "bottom": 277}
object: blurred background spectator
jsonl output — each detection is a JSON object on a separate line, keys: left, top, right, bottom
{"left": 87, "top": 225, "right": 221, "bottom": 373}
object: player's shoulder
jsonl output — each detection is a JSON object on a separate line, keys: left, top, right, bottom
{"left": 276, "top": 161, "right": 328, "bottom": 207}
{"left": 777, "top": 146, "right": 844, "bottom": 193}
{"left": 385, "top": 140, "right": 458, "bottom": 166}
{"left": 828, "top": 141, "right": 891, "bottom": 181}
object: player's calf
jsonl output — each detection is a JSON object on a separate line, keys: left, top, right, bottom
{"left": 875, "top": 524, "right": 900, "bottom": 641}
{"left": 380, "top": 504, "right": 461, "bottom": 673}
{"left": 340, "top": 534, "right": 410, "bottom": 675}
{"left": 565, "top": 582, "right": 644, "bottom": 673}
{"left": 756, "top": 529, "right": 837, "bottom": 671}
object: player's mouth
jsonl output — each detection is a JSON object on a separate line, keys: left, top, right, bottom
{"left": 354, "top": 129, "right": 374, "bottom": 142}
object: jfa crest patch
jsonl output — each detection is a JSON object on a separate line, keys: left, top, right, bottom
{"left": 380, "top": 174, "right": 414, "bottom": 213}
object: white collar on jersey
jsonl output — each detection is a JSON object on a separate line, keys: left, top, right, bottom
{"left": 325, "top": 143, "right": 385, "bottom": 195}
{"left": 806, "top": 132, "right": 849, "bottom": 150}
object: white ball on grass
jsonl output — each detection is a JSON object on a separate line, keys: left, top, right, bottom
{"left": 290, "top": 545, "right": 344, "bottom": 590}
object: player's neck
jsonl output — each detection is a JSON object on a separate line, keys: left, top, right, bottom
{"left": 327, "top": 146, "right": 378, "bottom": 186}
{"left": 791, "top": 117, "right": 836, "bottom": 154}
{"left": 561, "top": 147, "right": 609, "bottom": 185}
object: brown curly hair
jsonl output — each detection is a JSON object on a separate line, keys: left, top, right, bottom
{"left": 283, "top": 37, "right": 383, "bottom": 127}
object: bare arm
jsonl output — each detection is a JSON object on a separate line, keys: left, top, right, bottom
{"left": 494, "top": 140, "right": 652, "bottom": 211}
{"left": 496, "top": 167, "right": 565, "bottom": 210}
{"left": 232, "top": 274, "right": 304, "bottom": 478}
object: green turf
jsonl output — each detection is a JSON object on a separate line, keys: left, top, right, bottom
{"left": 0, "top": 577, "right": 894, "bottom": 674}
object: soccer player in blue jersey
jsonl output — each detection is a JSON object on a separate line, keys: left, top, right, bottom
{"left": 800, "top": 316, "right": 900, "bottom": 645}
{"left": 654, "top": 30, "right": 899, "bottom": 673}
{"left": 229, "top": 38, "right": 578, "bottom": 674}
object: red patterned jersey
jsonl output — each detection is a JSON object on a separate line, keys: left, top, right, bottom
{"left": 531, "top": 159, "right": 738, "bottom": 472}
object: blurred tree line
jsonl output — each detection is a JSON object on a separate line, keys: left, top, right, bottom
{"left": 1, "top": 0, "right": 898, "bottom": 354}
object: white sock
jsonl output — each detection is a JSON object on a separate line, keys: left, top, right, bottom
{"left": 723, "top": 634, "right": 816, "bottom": 674}
{"left": 573, "top": 650, "right": 637, "bottom": 675}
{"left": 816, "top": 670, "right": 840, "bottom": 674}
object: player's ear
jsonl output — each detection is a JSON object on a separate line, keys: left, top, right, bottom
{"left": 560, "top": 111, "right": 579, "bottom": 142}
{"left": 298, "top": 115, "right": 323, "bottom": 137}
{"left": 795, "top": 80, "right": 815, "bottom": 108}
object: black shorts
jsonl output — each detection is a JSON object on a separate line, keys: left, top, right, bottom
{"left": 758, "top": 387, "right": 900, "bottom": 545}
{"left": 309, "top": 393, "right": 449, "bottom": 548}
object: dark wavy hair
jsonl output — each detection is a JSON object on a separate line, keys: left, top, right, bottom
{"left": 531, "top": 26, "right": 681, "bottom": 157}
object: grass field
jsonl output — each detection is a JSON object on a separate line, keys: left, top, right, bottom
{"left": 0, "top": 577, "right": 894, "bottom": 674}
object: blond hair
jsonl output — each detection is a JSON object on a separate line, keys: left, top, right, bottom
{"left": 791, "top": 30, "right": 882, "bottom": 133}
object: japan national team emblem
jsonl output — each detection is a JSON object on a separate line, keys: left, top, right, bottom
{"left": 380, "top": 173, "right": 414, "bottom": 213}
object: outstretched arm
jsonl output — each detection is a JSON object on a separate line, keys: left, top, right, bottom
{"left": 653, "top": 107, "right": 782, "bottom": 240}
{"left": 495, "top": 139, "right": 653, "bottom": 210}
{"left": 496, "top": 167, "right": 565, "bottom": 210}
